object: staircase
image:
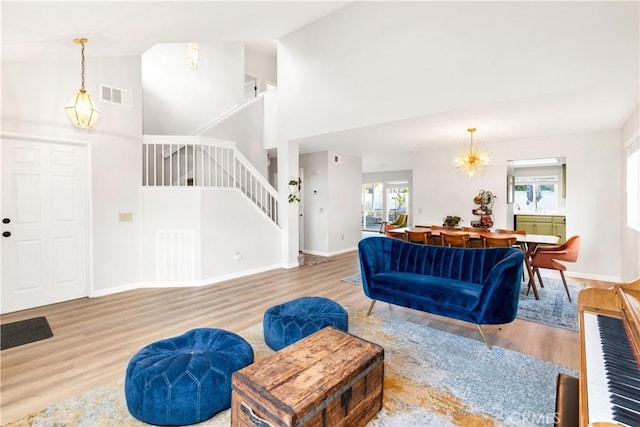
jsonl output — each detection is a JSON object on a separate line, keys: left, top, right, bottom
{"left": 142, "top": 135, "right": 279, "bottom": 225}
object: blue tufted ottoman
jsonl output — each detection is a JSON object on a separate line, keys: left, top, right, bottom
{"left": 263, "top": 296, "right": 348, "bottom": 351}
{"left": 125, "top": 328, "right": 254, "bottom": 426}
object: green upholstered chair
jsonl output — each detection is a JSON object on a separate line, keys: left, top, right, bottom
{"left": 384, "top": 213, "right": 408, "bottom": 235}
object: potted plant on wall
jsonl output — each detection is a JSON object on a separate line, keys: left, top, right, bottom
{"left": 288, "top": 178, "right": 302, "bottom": 203}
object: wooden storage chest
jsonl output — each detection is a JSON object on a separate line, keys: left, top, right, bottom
{"left": 231, "top": 326, "right": 384, "bottom": 427}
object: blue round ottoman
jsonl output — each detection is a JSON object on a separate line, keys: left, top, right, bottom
{"left": 125, "top": 328, "right": 254, "bottom": 426}
{"left": 263, "top": 296, "right": 348, "bottom": 351}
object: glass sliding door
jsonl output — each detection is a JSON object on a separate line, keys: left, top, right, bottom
{"left": 362, "top": 182, "right": 409, "bottom": 231}
{"left": 362, "top": 183, "right": 384, "bottom": 230}
{"left": 386, "top": 186, "right": 409, "bottom": 223}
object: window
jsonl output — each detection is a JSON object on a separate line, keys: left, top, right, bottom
{"left": 514, "top": 176, "right": 558, "bottom": 213}
{"left": 627, "top": 137, "right": 640, "bottom": 231}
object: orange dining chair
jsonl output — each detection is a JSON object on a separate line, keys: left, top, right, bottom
{"left": 496, "top": 229, "right": 528, "bottom": 280}
{"left": 461, "top": 226, "right": 483, "bottom": 247}
{"left": 495, "top": 229, "right": 527, "bottom": 250}
{"left": 405, "top": 230, "right": 431, "bottom": 244}
{"left": 530, "top": 235, "right": 581, "bottom": 302}
{"left": 481, "top": 235, "right": 517, "bottom": 248}
{"left": 440, "top": 231, "right": 470, "bottom": 248}
{"left": 388, "top": 230, "right": 407, "bottom": 241}
{"left": 429, "top": 225, "right": 449, "bottom": 245}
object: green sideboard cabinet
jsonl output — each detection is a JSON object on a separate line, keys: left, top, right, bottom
{"left": 515, "top": 215, "right": 566, "bottom": 244}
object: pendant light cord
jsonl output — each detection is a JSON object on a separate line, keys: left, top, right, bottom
{"left": 80, "top": 41, "right": 86, "bottom": 93}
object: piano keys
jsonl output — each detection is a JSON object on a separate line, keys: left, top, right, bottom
{"left": 583, "top": 313, "right": 640, "bottom": 425}
{"left": 578, "top": 278, "right": 640, "bottom": 427}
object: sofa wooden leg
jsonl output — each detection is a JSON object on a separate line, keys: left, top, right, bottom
{"left": 477, "top": 325, "right": 492, "bottom": 350}
{"left": 366, "top": 300, "right": 377, "bottom": 316}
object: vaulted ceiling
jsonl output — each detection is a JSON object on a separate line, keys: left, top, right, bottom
{"left": 2, "top": 1, "right": 638, "bottom": 172}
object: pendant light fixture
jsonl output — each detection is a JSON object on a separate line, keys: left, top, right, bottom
{"left": 186, "top": 43, "right": 201, "bottom": 69}
{"left": 65, "top": 38, "right": 100, "bottom": 129}
{"left": 454, "top": 128, "right": 490, "bottom": 177}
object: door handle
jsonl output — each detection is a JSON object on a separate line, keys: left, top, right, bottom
{"left": 2, "top": 231, "right": 11, "bottom": 237}
{"left": 2, "top": 218, "right": 9, "bottom": 224}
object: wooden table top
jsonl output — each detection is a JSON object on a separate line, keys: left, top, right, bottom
{"left": 389, "top": 227, "right": 559, "bottom": 245}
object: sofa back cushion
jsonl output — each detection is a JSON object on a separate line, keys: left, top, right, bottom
{"left": 359, "top": 236, "right": 514, "bottom": 285}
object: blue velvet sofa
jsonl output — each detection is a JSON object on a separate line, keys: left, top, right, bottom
{"left": 358, "top": 236, "right": 525, "bottom": 348}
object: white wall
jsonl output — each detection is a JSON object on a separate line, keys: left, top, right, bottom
{"left": 200, "top": 98, "right": 268, "bottom": 179}
{"left": 413, "top": 131, "right": 622, "bottom": 281}
{"left": 300, "top": 152, "right": 329, "bottom": 253}
{"left": 299, "top": 152, "right": 361, "bottom": 256}
{"left": 279, "top": 1, "right": 638, "bottom": 141}
{"left": 140, "top": 188, "right": 282, "bottom": 284}
{"left": 142, "top": 42, "right": 245, "bottom": 135}
{"left": 2, "top": 56, "right": 143, "bottom": 293}
{"left": 245, "top": 46, "right": 277, "bottom": 92}
{"left": 328, "top": 153, "right": 362, "bottom": 254}
{"left": 621, "top": 105, "right": 640, "bottom": 281}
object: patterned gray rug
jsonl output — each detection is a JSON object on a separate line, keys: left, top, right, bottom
{"left": 6, "top": 309, "right": 576, "bottom": 427}
{"left": 342, "top": 274, "right": 585, "bottom": 331}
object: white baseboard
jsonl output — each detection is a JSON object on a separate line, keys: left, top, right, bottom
{"left": 565, "top": 271, "right": 621, "bottom": 283}
{"left": 302, "top": 247, "right": 358, "bottom": 257}
{"left": 92, "top": 263, "right": 283, "bottom": 298}
{"left": 328, "top": 247, "right": 358, "bottom": 257}
{"left": 538, "top": 268, "right": 621, "bottom": 283}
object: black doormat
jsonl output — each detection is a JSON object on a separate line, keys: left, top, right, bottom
{"left": 1, "top": 316, "right": 53, "bottom": 350}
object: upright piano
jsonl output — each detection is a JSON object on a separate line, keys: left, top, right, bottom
{"left": 578, "top": 278, "right": 640, "bottom": 426}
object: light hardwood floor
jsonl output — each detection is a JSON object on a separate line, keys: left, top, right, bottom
{"left": 0, "top": 250, "right": 611, "bottom": 424}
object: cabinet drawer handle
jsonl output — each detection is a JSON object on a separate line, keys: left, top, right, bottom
{"left": 241, "top": 403, "right": 272, "bottom": 427}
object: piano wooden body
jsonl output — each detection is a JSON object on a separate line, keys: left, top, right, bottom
{"left": 578, "top": 278, "right": 640, "bottom": 426}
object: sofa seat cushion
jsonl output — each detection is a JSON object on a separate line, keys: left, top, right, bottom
{"left": 370, "top": 272, "right": 482, "bottom": 311}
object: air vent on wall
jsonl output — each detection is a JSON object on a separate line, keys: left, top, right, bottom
{"left": 100, "top": 84, "right": 133, "bottom": 107}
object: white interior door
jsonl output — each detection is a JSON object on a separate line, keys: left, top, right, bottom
{"left": 1, "top": 138, "right": 88, "bottom": 313}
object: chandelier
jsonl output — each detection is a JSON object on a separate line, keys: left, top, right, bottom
{"left": 186, "top": 43, "right": 201, "bottom": 69}
{"left": 65, "top": 38, "right": 100, "bottom": 129}
{"left": 454, "top": 128, "right": 489, "bottom": 177}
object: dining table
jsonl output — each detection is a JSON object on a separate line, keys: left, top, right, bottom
{"left": 387, "top": 226, "right": 559, "bottom": 300}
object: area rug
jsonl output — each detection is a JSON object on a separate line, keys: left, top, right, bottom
{"left": 1, "top": 316, "right": 53, "bottom": 350}
{"left": 516, "top": 277, "right": 585, "bottom": 331}
{"left": 342, "top": 274, "right": 584, "bottom": 331}
{"left": 6, "top": 309, "right": 575, "bottom": 427}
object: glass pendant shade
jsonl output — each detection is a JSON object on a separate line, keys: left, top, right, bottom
{"left": 66, "top": 38, "right": 99, "bottom": 129}
{"left": 65, "top": 89, "right": 100, "bottom": 128}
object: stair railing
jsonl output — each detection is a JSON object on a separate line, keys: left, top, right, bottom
{"left": 142, "top": 136, "right": 278, "bottom": 224}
